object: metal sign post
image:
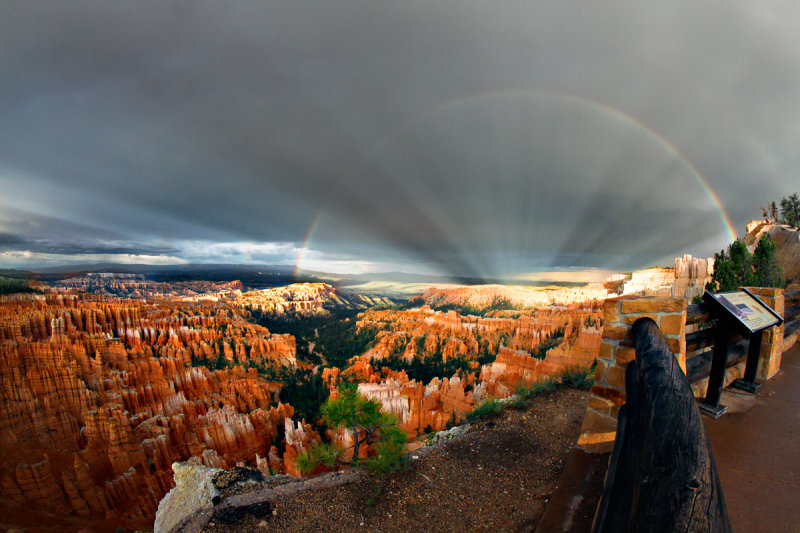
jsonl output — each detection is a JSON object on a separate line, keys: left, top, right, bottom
{"left": 699, "top": 288, "right": 783, "bottom": 418}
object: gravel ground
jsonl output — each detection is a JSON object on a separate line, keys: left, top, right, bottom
{"left": 201, "top": 387, "right": 589, "bottom": 533}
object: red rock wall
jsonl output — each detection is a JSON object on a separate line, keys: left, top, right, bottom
{"left": 0, "top": 292, "right": 299, "bottom": 532}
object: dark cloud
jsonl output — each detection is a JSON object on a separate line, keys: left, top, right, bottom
{"left": 0, "top": 1, "right": 798, "bottom": 276}
{"left": 0, "top": 233, "right": 178, "bottom": 256}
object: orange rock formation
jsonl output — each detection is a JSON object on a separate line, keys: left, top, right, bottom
{"left": 231, "top": 282, "right": 392, "bottom": 316}
{"left": 0, "top": 291, "right": 299, "bottom": 532}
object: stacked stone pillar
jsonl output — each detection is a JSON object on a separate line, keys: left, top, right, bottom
{"left": 577, "top": 296, "right": 687, "bottom": 453}
{"left": 744, "top": 287, "right": 785, "bottom": 380}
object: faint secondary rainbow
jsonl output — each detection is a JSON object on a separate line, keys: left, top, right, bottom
{"left": 295, "top": 211, "right": 323, "bottom": 277}
{"left": 387, "top": 89, "right": 738, "bottom": 243}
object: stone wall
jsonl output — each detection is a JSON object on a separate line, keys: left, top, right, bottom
{"left": 577, "top": 296, "right": 687, "bottom": 453}
{"left": 577, "top": 288, "right": 794, "bottom": 453}
{"left": 746, "top": 287, "right": 785, "bottom": 380}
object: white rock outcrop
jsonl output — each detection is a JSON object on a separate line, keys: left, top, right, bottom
{"left": 154, "top": 462, "right": 221, "bottom": 533}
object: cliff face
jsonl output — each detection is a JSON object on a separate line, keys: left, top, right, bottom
{"left": 328, "top": 303, "right": 603, "bottom": 438}
{"left": 357, "top": 304, "right": 599, "bottom": 365}
{"left": 743, "top": 221, "right": 800, "bottom": 284}
{"left": 618, "top": 254, "right": 713, "bottom": 300}
{"left": 56, "top": 274, "right": 245, "bottom": 300}
{"left": 421, "top": 283, "right": 609, "bottom": 309}
{"left": 0, "top": 292, "right": 300, "bottom": 532}
{"left": 231, "top": 283, "right": 393, "bottom": 317}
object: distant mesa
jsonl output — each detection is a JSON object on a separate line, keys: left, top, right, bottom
{"left": 230, "top": 283, "right": 394, "bottom": 317}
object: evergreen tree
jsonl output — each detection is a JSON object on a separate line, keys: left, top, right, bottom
{"left": 708, "top": 240, "right": 755, "bottom": 291}
{"left": 297, "top": 383, "right": 407, "bottom": 474}
{"left": 753, "top": 234, "right": 785, "bottom": 288}
{"left": 770, "top": 201, "right": 779, "bottom": 222}
{"left": 780, "top": 193, "right": 800, "bottom": 228}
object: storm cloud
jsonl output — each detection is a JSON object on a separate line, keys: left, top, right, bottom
{"left": 1, "top": 1, "right": 798, "bottom": 277}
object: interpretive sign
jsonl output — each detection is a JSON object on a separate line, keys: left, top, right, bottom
{"left": 702, "top": 289, "right": 782, "bottom": 336}
{"left": 700, "top": 288, "right": 784, "bottom": 418}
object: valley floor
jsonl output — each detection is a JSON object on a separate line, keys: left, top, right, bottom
{"left": 200, "top": 387, "right": 589, "bottom": 533}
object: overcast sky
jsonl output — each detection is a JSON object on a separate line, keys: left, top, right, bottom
{"left": 1, "top": 1, "right": 798, "bottom": 278}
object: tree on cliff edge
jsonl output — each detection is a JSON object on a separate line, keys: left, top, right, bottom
{"left": 709, "top": 236, "right": 784, "bottom": 291}
{"left": 780, "top": 193, "right": 799, "bottom": 228}
{"left": 753, "top": 234, "right": 785, "bottom": 288}
{"left": 709, "top": 240, "right": 754, "bottom": 292}
{"left": 297, "top": 383, "right": 407, "bottom": 474}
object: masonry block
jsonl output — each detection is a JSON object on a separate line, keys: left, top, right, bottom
{"left": 603, "top": 300, "right": 621, "bottom": 324}
{"left": 622, "top": 313, "right": 660, "bottom": 325}
{"left": 593, "top": 359, "right": 609, "bottom": 383}
{"left": 577, "top": 410, "right": 618, "bottom": 453}
{"left": 615, "top": 346, "right": 636, "bottom": 365}
{"left": 660, "top": 312, "right": 687, "bottom": 336}
{"left": 604, "top": 324, "right": 631, "bottom": 341}
{"left": 587, "top": 395, "right": 613, "bottom": 414}
{"left": 590, "top": 384, "right": 626, "bottom": 406}
{"left": 599, "top": 342, "right": 616, "bottom": 362}
{"left": 758, "top": 352, "right": 782, "bottom": 381}
{"left": 621, "top": 297, "right": 686, "bottom": 314}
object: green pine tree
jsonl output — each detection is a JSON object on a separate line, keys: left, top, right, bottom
{"left": 708, "top": 240, "right": 755, "bottom": 292}
{"left": 780, "top": 193, "right": 800, "bottom": 228}
{"left": 752, "top": 234, "right": 785, "bottom": 288}
{"left": 297, "top": 383, "right": 407, "bottom": 474}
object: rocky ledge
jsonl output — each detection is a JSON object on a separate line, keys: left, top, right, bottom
{"left": 155, "top": 387, "right": 591, "bottom": 533}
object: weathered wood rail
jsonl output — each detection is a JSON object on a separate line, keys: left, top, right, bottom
{"left": 684, "top": 302, "right": 747, "bottom": 383}
{"left": 593, "top": 318, "right": 731, "bottom": 533}
{"left": 784, "top": 288, "right": 800, "bottom": 339}
{"left": 579, "top": 288, "right": 796, "bottom": 453}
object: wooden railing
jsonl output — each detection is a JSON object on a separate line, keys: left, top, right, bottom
{"left": 784, "top": 288, "right": 800, "bottom": 339}
{"left": 684, "top": 302, "right": 747, "bottom": 383}
{"left": 593, "top": 318, "right": 731, "bottom": 532}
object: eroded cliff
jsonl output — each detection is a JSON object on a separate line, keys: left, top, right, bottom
{"left": 0, "top": 291, "right": 299, "bottom": 532}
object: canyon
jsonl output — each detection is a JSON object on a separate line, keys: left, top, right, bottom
{"left": 0, "top": 292, "right": 298, "bottom": 532}
{"left": 326, "top": 302, "right": 603, "bottom": 438}
{"left": 230, "top": 282, "right": 393, "bottom": 316}
{"left": 0, "top": 250, "right": 741, "bottom": 531}
{"left": 0, "top": 280, "right": 606, "bottom": 531}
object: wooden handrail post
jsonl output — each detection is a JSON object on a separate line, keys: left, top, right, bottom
{"left": 593, "top": 318, "right": 731, "bottom": 533}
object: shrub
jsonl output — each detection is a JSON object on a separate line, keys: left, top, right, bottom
{"left": 465, "top": 398, "right": 503, "bottom": 421}
{"left": 558, "top": 366, "right": 593, "bottom": 389}
{"left": 300, "top": 384, "right": 408, "bottom": 475}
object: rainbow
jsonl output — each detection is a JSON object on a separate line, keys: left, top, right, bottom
{"left": 295, "top": 211, "right": 323, "bottom": 277}
{"left": 384, "top": 89, "right": 738, "bottom": 243}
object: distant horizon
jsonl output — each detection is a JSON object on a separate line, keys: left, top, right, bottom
{"left": 1, "top": 260, "right": 681, "bottom": 288}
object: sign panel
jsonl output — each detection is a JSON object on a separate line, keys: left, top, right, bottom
{"left": 703, "top": 289, "right": 782, "bottom": 335}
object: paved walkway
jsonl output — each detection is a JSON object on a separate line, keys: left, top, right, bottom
{"left": 704, "top": 344, "right": 800, "bottom": 533}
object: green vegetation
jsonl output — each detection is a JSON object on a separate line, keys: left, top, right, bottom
{"left": 426, "top": 295, "right": 517, "bottom": 316}
{"left": 761, "top": 192, "right": 799, "bottom": 229}
{"left": 558, "top": 365, "right": 595, "bottom": 389}
{"left": 533, "top": 328, "right": 565, "bottom": 360}
{"left": 251, "top": 308, "right": 380, "bottom": 368}
{"left": 376, "top": 352, "right": 479, "bottom": 385}
{"left": 297, "top": 384, "right": 407, "bottom": 474}
{"left": 464, "top": 365, "right": 594, "bottom": 421}
{"left": 780, "top": 193, "right": 799, "bottom": 228}
{"left": 191, "top": 355, "right": 329, "bottom": 421}
{"left": 278, "top": 371, "right": 329, "bottom": 422}
{"left": 465, "top": 399, "right": 503, "bottom": 421}
{"left": 0, "top": 276, "right": 36, "bottom": 295}
{"left": 709, "top": 235, "right": 785, "bottom": 291}
{"left": 752, "top": 234, "right": 785, "bottom": 288}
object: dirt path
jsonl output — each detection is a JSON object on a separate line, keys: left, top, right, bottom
{"left": 202, "top": 387, "right": 589, "bottom": 533}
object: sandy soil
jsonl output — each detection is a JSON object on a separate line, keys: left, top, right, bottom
{"left": 200, "top": 387, "right": 589, "bottom": 533}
